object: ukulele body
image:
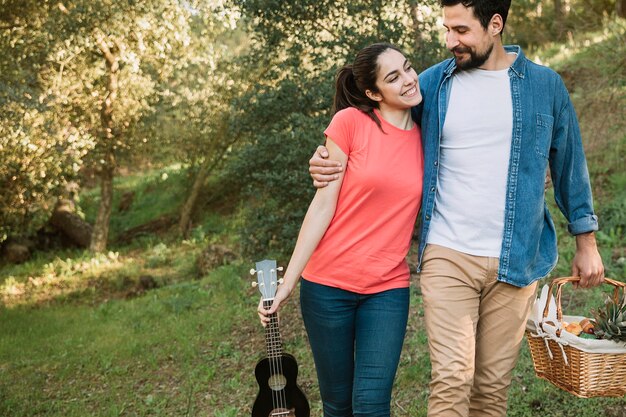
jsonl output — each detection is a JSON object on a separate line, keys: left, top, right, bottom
{"left": 252, "top": 353, "right": 310, "bottom": 417}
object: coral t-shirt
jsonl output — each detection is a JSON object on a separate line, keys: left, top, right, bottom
{"left": 302, "top": 107, "right": 423, "bottom": 294}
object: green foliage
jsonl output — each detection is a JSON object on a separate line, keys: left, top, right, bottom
{"left": 0, "top": 2, "right": 94, "bottom": 242}
{"left": 592, "top": 291, "right": 626, "bottom": 342}
{"left": 595, "top": 170, "right": 626, "bottom": 278}
{"left": 506, "top": 0, "right": 618, "bottom": 47}
{"left": 0, "top": 101, "right": 94, "bottom": 242}
{"left": 144, "top": 2, "right": 245, "bottom": 167}
{"left": 227, "top": 109, "right": 323, "bottom": 259}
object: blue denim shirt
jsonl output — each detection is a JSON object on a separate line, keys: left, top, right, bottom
{"left": 414, "top": 45, "right": 598, "bottom": 287}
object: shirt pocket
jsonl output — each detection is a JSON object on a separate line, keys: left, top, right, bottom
{"left": 535, "top": 113, "right": 554, "bottom": 159}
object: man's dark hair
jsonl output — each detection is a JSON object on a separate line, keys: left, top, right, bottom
{"left": 440, "top": 0, "right": 512, "bottom": 31}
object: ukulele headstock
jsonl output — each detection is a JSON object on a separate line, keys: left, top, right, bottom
{"left": 251, "top": 259, "right": 283, "bottom": 301}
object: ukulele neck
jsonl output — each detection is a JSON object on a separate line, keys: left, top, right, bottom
{"left": 263, "top": 299, "right": 283, "bottom": 359}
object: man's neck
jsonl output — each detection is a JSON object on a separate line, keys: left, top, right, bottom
{"left": 478, "top": 43, "right": 516, "bottom": 71}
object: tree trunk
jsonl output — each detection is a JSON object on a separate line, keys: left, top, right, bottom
{"left": 178, "top": 159, "right": 211, "bottom": 238}
{"left": 91, "top": 33, "right": 119, "bottom": 253}
{"left": 618, "top": 0, "right": 626, "bottom": 18}
{"left": 553, "top": 0, "right": 567, "bottom": 41}
{"left": 408, "top": 1, "right": 423, "bottom": 54}
{"left": 90, "top": 158, "right": 115, "bottom": 252}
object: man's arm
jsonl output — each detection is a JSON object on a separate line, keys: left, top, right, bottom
{"left": 549, "top": 81, "right": 604, "bottom": 288}
{"left": 309, "top": 145, "right": 343, "bottom": 188}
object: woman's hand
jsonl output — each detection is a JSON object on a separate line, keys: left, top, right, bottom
{"left": 257, "top": 283, "right": 294, "bottom": 327}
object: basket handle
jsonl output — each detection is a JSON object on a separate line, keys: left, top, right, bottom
{"left": 541, "top": 277, "right": 625, "bottom": 337}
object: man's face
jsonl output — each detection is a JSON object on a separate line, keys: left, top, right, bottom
{"left": 442, "top": 3, "right": 494, "bottom": 70}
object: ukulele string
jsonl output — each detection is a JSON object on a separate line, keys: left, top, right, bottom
{"left": 269, "top": 310, "right": 281, "bottom": 411}
{"left": 262, "top": 291, "right": 279, "bottom": 409}
{"left": 260, "top": 268, "right": 280, "bottom": 412}
{"left": 271, "top": 268, "right": 287, "bottom": 411}
{"left": 264, "top": 273, "right": 282, "bottom": 412}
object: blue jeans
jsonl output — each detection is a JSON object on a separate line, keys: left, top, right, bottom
{"left": 300, "top": 279, "right": 409, "bottom": 417}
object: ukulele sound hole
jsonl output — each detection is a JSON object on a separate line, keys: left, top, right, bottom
{"left": 268, "top": 373, "right": 287, "bottom": 391}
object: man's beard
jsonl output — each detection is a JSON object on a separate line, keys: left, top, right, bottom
{"left": 452, "top": 43, "right": 493, "bottom": 70}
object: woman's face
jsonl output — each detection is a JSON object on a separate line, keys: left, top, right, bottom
{"left": 368, "top": 49, "right": 422, "bottom": 110}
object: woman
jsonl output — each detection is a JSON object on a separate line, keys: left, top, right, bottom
{"left": 258, "top": 43, "right": 423, "bottom": 417}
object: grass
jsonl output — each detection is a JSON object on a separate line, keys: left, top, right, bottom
{"left": 1, "top": 23, "right": 625, "bottom": 417}
{"left": 2, "top": 264, "right": 625, "bottom": 416}
{"left": 0, "top": 265, "right": 256, "bottom": 416}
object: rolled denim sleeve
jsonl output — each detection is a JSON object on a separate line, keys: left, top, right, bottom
{"left": 568, "top": 214, "right": 599, "bottom": 235}
{"left": 549, "top": 81, "right": 599, "bottom": 236}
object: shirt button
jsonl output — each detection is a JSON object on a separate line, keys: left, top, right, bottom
{"left": 425, "top": 215, "right": 431, "bottom": 220}
{"left": 430, "top": 187, "right": 435, "bottom": 192}
{"left": 434, "top": 161, "right": 438, "bottom": 166}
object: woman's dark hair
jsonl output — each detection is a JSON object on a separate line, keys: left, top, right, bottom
{"left": 332, "top": 43, "right": 403, "bottom": 130}
{"left": 440, "top": 0, "right": 511, "bottom": 32}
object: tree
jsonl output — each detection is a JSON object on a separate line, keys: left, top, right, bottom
{"left": 0, "top": 1, "right": 95, "bottom": 243}
{"left": 165, "top": 2, "right": 249, "bottom": 237}
{"left": 35, "top": 1, "right": 197, "bottom": 252}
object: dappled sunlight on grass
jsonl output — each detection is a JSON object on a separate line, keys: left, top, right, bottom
{"left": 0, "top": 246, "right": 196, "bottom": 308}
{"left": 529, "top": 19, "right": 624, "bottom": 65}
{"left": 1, "top": 251, "right": 126, "bottom": 307}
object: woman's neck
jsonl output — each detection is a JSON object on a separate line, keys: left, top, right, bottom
{"left": 377, "top": 107, "right": 413, "bottom": 130}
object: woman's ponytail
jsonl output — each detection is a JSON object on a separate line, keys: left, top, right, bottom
{"left": 332, "top": 65, "right": 361, "bottom": 115}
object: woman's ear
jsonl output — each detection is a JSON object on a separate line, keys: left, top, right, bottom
{"left": 365, "top": 89, "right": 383, "bottom": 102}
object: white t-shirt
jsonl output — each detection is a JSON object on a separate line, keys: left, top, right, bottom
{"left": 426, "top": 67, "right": 513, "bottom": 257}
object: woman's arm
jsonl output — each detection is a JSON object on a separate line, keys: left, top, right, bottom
{"left": 258, "top": 138, "right": 347, "bottom": 324}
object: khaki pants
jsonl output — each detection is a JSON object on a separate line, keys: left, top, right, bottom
{"left": 420, "top": 244, "right": 538, "bottom": 417}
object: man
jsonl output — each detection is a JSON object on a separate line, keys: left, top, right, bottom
{"left": 308, "top": 1, "right": 605, "bottom": 416}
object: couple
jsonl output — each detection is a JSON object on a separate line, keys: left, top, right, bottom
{"left": 258, "top": 1, "right": 604, "bottom": 416}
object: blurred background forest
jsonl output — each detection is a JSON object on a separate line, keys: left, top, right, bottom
{"left": 0, "top": 1, "right": 625, "bottom": 416}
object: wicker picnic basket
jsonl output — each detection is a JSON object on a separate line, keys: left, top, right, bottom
{"left": 525, "top": 276, "right": 626, "bottom": 398}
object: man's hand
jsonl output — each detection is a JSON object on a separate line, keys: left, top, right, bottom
{"left": 572, "top": 232, "right": 604, "bottom": 288}
{"left": 309, "top": 145, "right": 343, "bottom": 188}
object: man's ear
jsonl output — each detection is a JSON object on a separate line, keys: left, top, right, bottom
{"left": 490, "top": 14, "right": 504, "bottom": 36}
{"left": 365, "top": 89, "right": 383, "bottom": 102}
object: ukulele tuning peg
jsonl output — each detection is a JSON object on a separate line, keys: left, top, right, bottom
{"left": 278, "top": 278, "right": 284, "bottom": 285}
{"left": 251, "top": 281, "right": 258, "bottom": 288}
{"left": 250, "top": 268, "right": 257, "bottom": 275}
{"left": 277, "top": 266, "right": 284, "bottom": 271}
